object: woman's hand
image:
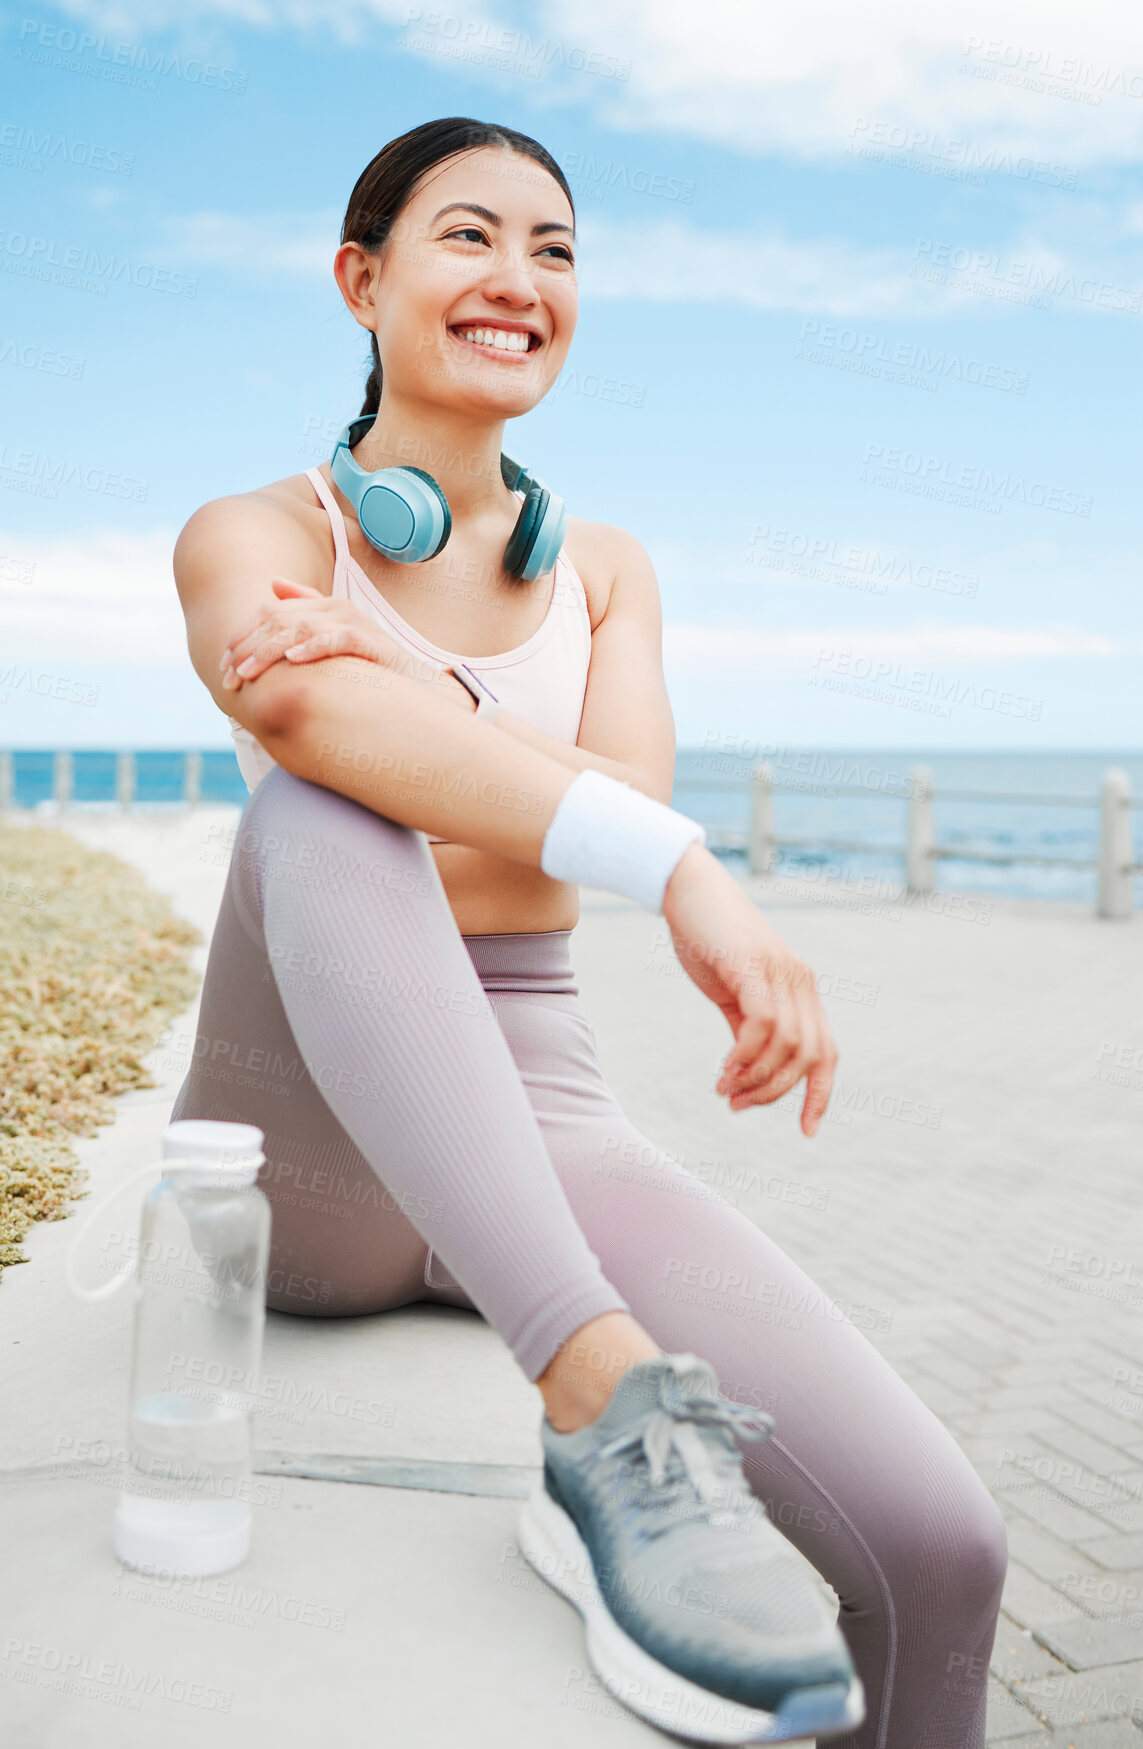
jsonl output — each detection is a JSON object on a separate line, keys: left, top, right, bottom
{"left": 220, "top": 577, "right": 410, "bottom": 690}
{"left": 662, "top": 843, "right": 837, "bottom": 1137}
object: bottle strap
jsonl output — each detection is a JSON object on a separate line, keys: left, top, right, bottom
{"left": 61, "top": 1155, "right": 247, "bottom": 1304}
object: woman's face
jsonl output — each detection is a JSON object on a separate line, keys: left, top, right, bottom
{"left": 352, "top": 145, "right": 577, "bottom": 420}
{"left": 353, "top": 146, "right": 576, "bottom": 419}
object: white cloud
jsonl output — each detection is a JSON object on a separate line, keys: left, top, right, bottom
{"left": 662, "top": 622, "right": 1126, "bottom": 672}
{"left": 0, "top": 527, "right": 185, "bottom": 663}
{"left": 645, "top": 534, "right": 1143, "bottom": 636}
{"left": 575, "top": 215, "right": 1139, "bottom": 321}
{"left": 576, "top": 216, "right": 920, "bottom": 316}
{"left": 46, "top": 0, "right": 1143, "bottom": 166}
{"left": 83, "top": 185, "right": 131, "bottom": 211}
{"left": 560, "top": 0, "right": 1143, "bottom": 169}
{"left": 41, "top": 0, "right": 411, "bottom": 48}
{"left": 160, "top": 209, "right": 342, "bottom": 275}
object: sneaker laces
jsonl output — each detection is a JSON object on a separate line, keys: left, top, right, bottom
{"left": 595, "top": 1359, "right": 776, "bottom": 1525}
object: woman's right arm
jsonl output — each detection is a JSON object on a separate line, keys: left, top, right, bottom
{"left": 174, "top": 495, "right": 836, "bottom": 1134}
{"left": 174, "top": 492, "right": 581, "bottom": 860}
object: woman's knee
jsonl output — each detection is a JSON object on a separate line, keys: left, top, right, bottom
{"left": 245, "top": 765, "right": 409, "bottom": 847}
{"left": 238, "top": 767, "right": 438, "bottom": 898}
{"left": 952, "top": 1479, "right": 1008, "bottom": 1611}
{"left": 889, "top": 1463, "right": 1008, "bottom": 1626}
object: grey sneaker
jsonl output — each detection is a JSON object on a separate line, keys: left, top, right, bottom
{"left": 518, "top": 1352, "right": 865, "bottom": 1744}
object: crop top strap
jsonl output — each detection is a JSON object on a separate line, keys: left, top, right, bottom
{"left": 305, "top": 466, "right": 351, "bottom": 586}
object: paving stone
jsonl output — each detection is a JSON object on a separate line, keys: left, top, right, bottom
{"left": 975, "top": 1410, "right": 1095, "bottom": 1439}
{"left": 1033, "top": 1617, "right": 1143, "bottom": 1672}
{"left": 990, "top": 1677, "right": 1052, "bottom": 1740}
{"left": 1001, "top": 1358, "right": 1125, "bottom": 1387}
{"left": 1062, "top": 1403, "right": 1143, "bottom": 1450}
{"left": 900, "top": 1369, "right": 984, "bottom": 1417}
{"left": 1089, "top": 1496, "right": 1143, "bottom": 1539}
{"left": 919, "top": 1350, "right": 999, "bottom": 1394}
{"left": 990, "top": 1384, "right": 1107, "bottom": 1413}
{"left": 940, "top": 1338, "right": 1022, "bottom": 1370}
{"left": 1004, "top": 1517, "right": 1108, "bottom": 1593}
{"left": 1078, "top": 1536, "right": 1143, "bottom": 1572}
{"left": 1055, "top": 1576, "right": 1143, "bottom": 1627}
{"left": 994, "top": 1724, "right": 1143, "bottom": 1748}
{"left": 1016, "top": 1662, "right": 1143, "bottom": 1733}
{"left": 1001, "top": 1560, "right": 1090, "bottom": 1633}
{"left": 1006, "top": 1490, "right": 1127, "bottom": 1547}
{"left": 991, "top": 1614, "right": 1073, "bottom": 1687}
{"left": 1039, "top": 1426, "right": 1143, "bottom": 1484}
{"left": 1059, "top": 1722, "right": 1143, "bottom": 1746}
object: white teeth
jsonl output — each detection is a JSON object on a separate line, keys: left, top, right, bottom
{"left": 457, "top": 327, "right": 531, "bottom": 352}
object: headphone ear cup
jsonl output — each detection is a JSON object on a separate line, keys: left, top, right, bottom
{"left": 506, "top": 488, "right": 568, "bottom": 583}
{"left": 503, "top": 485, "right": 548, "bottom": 580}
{"left": 398, "top": 467, "right": 452, "bottom": 559}
{"left": 357, "top": 466, "right": 451, "bottom": 562}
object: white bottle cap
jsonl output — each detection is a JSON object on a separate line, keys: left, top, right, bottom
{"left": 114, "top": 1496, "right": 252, "bottom": 1579}
{"left": 161, "top": 1120, "right": 265, "bottom": 1184}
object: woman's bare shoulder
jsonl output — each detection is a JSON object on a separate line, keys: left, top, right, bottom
{"left": 178, "top": 468, "right": 324, "bottom": 539}
{"left": 174, "top": 470, "right": 334, "bottom": 594}
{"left": 561, "top": 514, "right": 659, "bottom": 632}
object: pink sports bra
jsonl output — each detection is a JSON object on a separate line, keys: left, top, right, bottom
{"left": 228, "top": 466, "right": 593, "bottom": 844}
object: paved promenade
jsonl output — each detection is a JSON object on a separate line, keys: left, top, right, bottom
{"left": 2, "top": 802, "right": 1141, "bottom": 1748}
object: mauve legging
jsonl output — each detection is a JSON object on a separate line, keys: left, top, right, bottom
{"left": 170, "top": 765, "right": 1006, "bottom": 1749}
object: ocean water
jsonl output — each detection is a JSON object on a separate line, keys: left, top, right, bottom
{"left": 5, "top": 746, "right": 1142, "bottom": 905}
{"left": 672, "top": 747, "right": 1143, "bottom": 906}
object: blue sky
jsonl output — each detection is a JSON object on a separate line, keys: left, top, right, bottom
{"left": 1, "top": 0, "right": 1140, "bottom": 751}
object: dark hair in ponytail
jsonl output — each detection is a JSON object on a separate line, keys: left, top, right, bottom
{"left": 341, "top": 117, "right": 576, "bottom": 417}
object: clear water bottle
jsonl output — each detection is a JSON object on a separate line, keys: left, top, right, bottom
{"left": 113, "top": 1119, "right": 272, "bottom": 1578}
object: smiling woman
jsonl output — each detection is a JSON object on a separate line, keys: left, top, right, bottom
{"left": 168, "top": 115, "right": 1007, "bottom": 1748}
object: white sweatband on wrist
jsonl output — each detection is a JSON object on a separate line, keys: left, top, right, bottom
{"left": 540, "top": 768, "right": 707, "bottom": 914}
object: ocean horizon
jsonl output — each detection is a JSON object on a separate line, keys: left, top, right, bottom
{"left": 4, "top": 746, "right": 1141, "bottom": 907}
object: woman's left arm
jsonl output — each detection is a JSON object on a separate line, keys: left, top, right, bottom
{"left": 493, "top": 525, "right": 678, "bottom": 803}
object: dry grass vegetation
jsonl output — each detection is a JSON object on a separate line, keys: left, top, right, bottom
{"left": 0, "top": 821, "right": 201, "bottom": 1280}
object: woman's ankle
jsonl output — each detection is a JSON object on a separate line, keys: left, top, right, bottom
{"left": 537, "top": 1311, "right": 661, "bottom": 1433}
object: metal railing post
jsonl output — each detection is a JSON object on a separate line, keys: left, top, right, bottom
{"left": 906, "top": 764, "right": 934, "bottom": 894}
{"left": 53, "top": 749, "right": 72, "bottom": 813}
{"left": 1097, "top": 768, "right": 1133, "bottom": 920}
{"left": 116, "top": 750, "right": 135, "bottom": 812}
{"left": 0, "top": 750, "right": 11, "bottom": 813}
{"left": 748, "top": 763, "right": 775, "bottom": 875}
{"left": 184, "top": 749, "right": 202, "bottom": 808}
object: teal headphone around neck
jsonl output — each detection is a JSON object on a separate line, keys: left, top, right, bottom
{"left": 330, "top": 415, "right": 569, "bottom": 584}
